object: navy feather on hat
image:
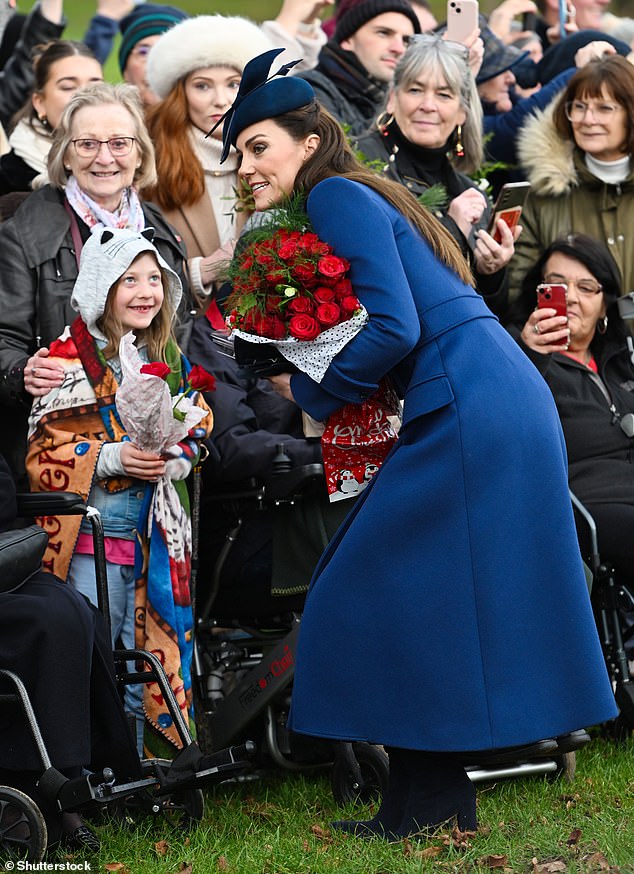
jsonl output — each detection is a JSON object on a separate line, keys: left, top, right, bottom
{"left": 212, "top": 48, "right": 315, "bottom": 164}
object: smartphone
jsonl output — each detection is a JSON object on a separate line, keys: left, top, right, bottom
{"left": 559, "top": 0, "right": 567, "bottom": 38}
{"left": 446, "top": 0, "right": 479, "bottom": 44}
{"left": 537, "top": 283, "right": 567, "bottom": 318}
{"left": 522, "top": 11, "right": 537, "bottom": 30}
{"left": 487, "top": 181, "right": 531, "bottom": 243}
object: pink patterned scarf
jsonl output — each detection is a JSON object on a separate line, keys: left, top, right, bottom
{"left": 65, "top": 174, "right": 145, "bottom": 231}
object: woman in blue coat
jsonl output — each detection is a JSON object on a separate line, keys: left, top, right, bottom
{"left": 217, "top": 50, "right": 617, "bottom": 840}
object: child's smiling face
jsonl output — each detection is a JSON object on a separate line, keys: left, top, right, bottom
{"left": 113, "top": 253, "right": 164, "bottom": 332}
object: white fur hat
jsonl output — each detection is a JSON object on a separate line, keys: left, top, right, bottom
{"left": 147, "top": 15, "right": 274, "bottom": 100}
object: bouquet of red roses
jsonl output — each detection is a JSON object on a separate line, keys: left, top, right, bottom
{"left": 226, "top": 209, "right": 368, "bottom": 382}
{"left": 224, "top": 200, "right": 399, "bottom": 503}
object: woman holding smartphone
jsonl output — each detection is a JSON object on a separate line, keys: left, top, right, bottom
{"left": 507, "top": 232, "right": 634, "bottom": 580}
{"left": 356, "top": 35, "right": 518, "bottom": 315}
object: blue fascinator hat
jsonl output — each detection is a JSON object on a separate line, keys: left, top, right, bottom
{"left": 210, "top": 48, "right": 315, "bottom": 164}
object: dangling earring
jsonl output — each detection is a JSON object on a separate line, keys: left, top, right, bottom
{"left": 597, "top": 315, "right": 608, "bottom": 334}
{"left": 38, "top": 115, "right": 50, "bottom": 130}
{"left": 454, "top": 124, "right": 464, "bottom": 158}
{"left": 376, "top": 111, "right": 394, "bottom": 136}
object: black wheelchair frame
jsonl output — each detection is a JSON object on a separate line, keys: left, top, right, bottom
{"left": 0, "top": 491, "right": 255, "bottom": 863}
{"left": 570, "top": 492, "right": 634, "bottom": 735}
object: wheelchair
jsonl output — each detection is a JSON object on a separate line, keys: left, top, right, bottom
{"left": 0, "top": 491, "right": 255, "bottom": 863}
{"left": 191, "top": 457, "right": 589, "bottom": 810}
{"left": 570, "top": 492, "right": 634, "bottom": 737}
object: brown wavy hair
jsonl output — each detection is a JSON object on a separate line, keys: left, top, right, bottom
{"left": 275, "top": 103, "right": 473, "bottom": 285}
{"left": 143, "top": 79, "right": 206, "bottom": 210}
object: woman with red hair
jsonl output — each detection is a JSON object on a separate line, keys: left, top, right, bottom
{"left": 143, "top": 15, "right": 273, "bottom": 321}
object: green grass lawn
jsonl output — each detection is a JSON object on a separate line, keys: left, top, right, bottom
{"left": 44, "top": 736, "right": 634, "bottom": 873}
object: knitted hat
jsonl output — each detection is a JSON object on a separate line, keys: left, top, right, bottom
{"left": 71, "top": 227, "right": 182, "bottom": 341}
{"left": 118, "top": 4, "right": 188, "bottom": 75}
{"left": 334, "top": 0, "right": 421, "bottom": 44}
{"left": 218, "top": 48, "right": 315, "bottom": 164}
{"left": 147, "top": 15, "right": 274, "bottom": 100}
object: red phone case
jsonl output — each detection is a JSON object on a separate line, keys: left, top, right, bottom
{"left": 536, "top": 283, "right": 567, "bottom": 318}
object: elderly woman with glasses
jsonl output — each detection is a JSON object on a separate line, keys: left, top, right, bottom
{"left": 0, "top": 81, "right": 193, "bottom": 482}
{"left": 506, "top": 233, "right": 634, "bottom": 583}
{"left": 510, "top": 55, "right": 634, "bottom": 303}
{"left": 356, "top": 35, "right": 517, "bottom": 316}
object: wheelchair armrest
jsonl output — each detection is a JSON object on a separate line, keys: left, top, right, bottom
{"left": 17, "top": 492, "right": 88, "bottom": 517}
{"left": 263, "top": 463, "right": 325, "bottom": 503}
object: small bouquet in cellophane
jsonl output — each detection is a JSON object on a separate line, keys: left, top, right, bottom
{"left": 225, "top": 199, "right": 399, "bottom": 502}
{"left": 115, "top": 332, "right": 210, "bottom": 455}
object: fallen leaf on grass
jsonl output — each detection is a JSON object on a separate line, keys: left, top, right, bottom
{"left": 155, "top": 840, "right": 169, "bottom": 857}
{"left": 531, "top": 857, "right": 567, "bottom": 872}
{"left": 478, "top": 854, "right": 509, "bottom": 868}
{"left": 176, "top": 864, "right": 193, "bottom": 874}
{"left": 217, "top": 855, "right": 230, "bottom": 870}
{"left": 580, "top": 851, "right": 620, "bottom": 872}
{"left": 441, "top": 826, "right": 476, "bottom": 850}
{"left": 310, "top": 824, "right": 332, "bottom": 843}
{"left": 104, "top": 865, "right": 130, "bottom": 873}
{"left": 567, "top": 828, "right": 583, "bottom": 846}
{"left": 416, "top": 845, "right": 444, "bottom": 860}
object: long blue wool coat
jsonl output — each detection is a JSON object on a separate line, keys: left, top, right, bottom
{"left": 287, "top": 177, "right": 617, "bottom": 751}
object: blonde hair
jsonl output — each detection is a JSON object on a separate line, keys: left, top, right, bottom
{"left": 97, "top": 253, "right": 176, "bottom": 360}
{"left": 48, "top": 82, "right": 157, "bottom": 191}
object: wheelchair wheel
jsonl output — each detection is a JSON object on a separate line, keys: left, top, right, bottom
{"left": 158, "top": 787, "right": 205, "bottom": 829}
{"left": 331, "top": 742, "right": 389, "bottom": 806}
{"left": 0, "top": 786, "right": 48, "bottom": 862}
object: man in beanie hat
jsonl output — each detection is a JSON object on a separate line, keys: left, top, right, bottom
{"left": 301, "top": 0, "right": 420, "bottom": 136}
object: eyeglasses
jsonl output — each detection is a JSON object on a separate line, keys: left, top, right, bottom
{"left": 71, "top": 137, "right": 136, "bottom": 157}
{"left": 543, "top": 273, "right": 603, "bottom": 295}
{"left": 564, "top": 100, "right": 622, "bottom": 122}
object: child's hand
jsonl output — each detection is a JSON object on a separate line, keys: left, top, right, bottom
{"left": 120, "top": 443, "right": 166, "bottom": 481}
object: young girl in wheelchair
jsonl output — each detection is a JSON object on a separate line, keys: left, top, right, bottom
{"left": 25, "top": 227, "right": 212, "bottom": 757}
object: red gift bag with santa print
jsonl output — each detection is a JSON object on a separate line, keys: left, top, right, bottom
{"left": 321, "top": 380, "right": 401, "bottom": 503}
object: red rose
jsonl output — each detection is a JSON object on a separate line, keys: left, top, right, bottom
{"left": 140, "top": 361, "right": 170, "bottom": 380}
{"left": 314, "top": 286, "right": 336, "bottom": 304}
{"left": 265, "top": 270, "right": 287, "bottom": 286}
{"left": 277, "top": 239, "right": 299, "bottom": 260}
{"left": 188, "top": 364, "right": 216, "bottom": 392}
{"left": 340, "top": 295, "right": 362, "bottom": 317}
{"left": 316, "top": 302, "right": 341, "bottom": 327}
{"left": 48, "top": 336, "right": 78, "bottom": 359}
{"left": 318, "top": 255, "right": 348, "bottom": 281}
{"left": 292, "top": 263, "right": 318, "bottom": 286}
{"left": 263, "top": 315, "right": 287, "bottom": 340}
{"left": 288, "top": 314, "right": 321, "bottom": 340}
{"left": 332, "top": 278, "right": 353, "bottom": 299}
{"left": 288, "top": 296, "right": 315, "bottom": 315}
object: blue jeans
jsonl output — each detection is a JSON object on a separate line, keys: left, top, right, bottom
{"left": 68, "top": 553, "right": 144, "bottom": 755}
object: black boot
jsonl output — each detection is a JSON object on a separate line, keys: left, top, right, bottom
{"left": 331, "top": 746, "right": 410, "bottom": 839}
{"left": 394, "top": 750, "right": 477, "bottom": 838}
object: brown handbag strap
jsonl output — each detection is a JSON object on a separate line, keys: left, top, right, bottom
{"left": 63, "top": 198, "right": 84, "bottom": 269}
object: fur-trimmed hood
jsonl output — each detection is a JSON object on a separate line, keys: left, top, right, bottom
{"left": 517, "top": 102, "right": 579, "bottom": 197}
{"left": 147, "top": 15, "right": 274, "bottom": 100}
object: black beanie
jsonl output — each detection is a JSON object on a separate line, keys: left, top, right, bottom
{"left": 334, "top": 0, "right": 421, "bottom": 44}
